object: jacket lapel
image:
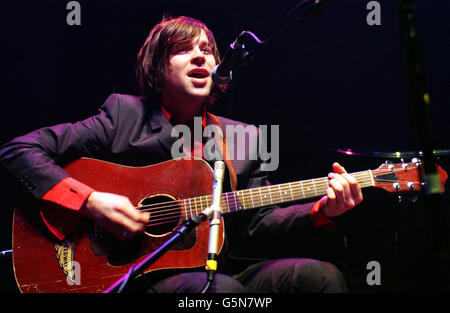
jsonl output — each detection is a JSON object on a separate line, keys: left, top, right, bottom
{"left": 149, "top": 106, "right": 185, "bottom": 159}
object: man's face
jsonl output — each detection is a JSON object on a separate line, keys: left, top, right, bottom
{"left": 162, "top": 30, "right": 217, "bottom": 104}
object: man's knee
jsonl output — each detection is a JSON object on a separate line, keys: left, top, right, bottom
{"left": 293, "top": 259, "right": 348, "bottom": 293}
{"left": 151, "top": 272, "right": 247, "bottom": 293}
{"left": 242, "top": 258, "right": 347, "bottom": 293}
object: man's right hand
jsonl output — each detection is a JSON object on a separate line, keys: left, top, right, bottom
{"left": 80, "top": 191, "right": 150, "bottom": 241}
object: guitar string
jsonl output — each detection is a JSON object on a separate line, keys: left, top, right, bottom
{"left": 139, "top": 166, "right": 420, "bottom": 212}
{"left": 141, "top": 173, "right": 372, "bottom": 214}
{"left": 144, "top": 169, "right": 423, "bottom": 227}
{"left": 142, "top": 172, "right": 416, "bottom": 216}
{"left": 144, "top": 181, "right": 373, "bottom": 227}
{"left": 142, "top": 167, "right": 420, "bottom": 225}
{"left": 140, "top": 168, "right": 422, "bottom": 225}
{"left": 144, "top": 177, "right": 374, "bottom": 227}
{"left": 139, "top": 170, "right": 372, "bottom": 211}
{"left": 145, "top": 180, "right": 424, "bottom": 227}
{"left": 143, "top": 176, "right": 420, "bottom": 223}
{"left": 145, "top": 178, "right": 424, "bottom": 227}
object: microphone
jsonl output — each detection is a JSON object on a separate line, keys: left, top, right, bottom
{"left": 205, "top": 161, "right": 225, "bottom": 282}
{"left": 211, "top": 32, "right": 249, "bottom": 85}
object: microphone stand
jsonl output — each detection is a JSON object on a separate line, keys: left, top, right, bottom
{"left": 201, "top": 161, "right": 225, "bottom": 293}
{"left": 398, "top": 0, "right": 448, "bottom": 291}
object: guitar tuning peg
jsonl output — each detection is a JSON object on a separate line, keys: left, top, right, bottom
{"left": 385, "top": 160, "right": 395, "bottom": 170}
{"left": 411, "top": 157, "right": 421, "bottom": 165}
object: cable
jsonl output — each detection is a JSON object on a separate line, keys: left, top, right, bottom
{"left": 117, "top": 264, "right": 135, "bottom": 293}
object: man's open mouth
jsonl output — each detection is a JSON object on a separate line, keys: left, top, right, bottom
{"left": 188, "top": 68, "right": 210, "bottom": 79}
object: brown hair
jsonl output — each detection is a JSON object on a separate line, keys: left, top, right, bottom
{"left": 136, "top": 15, "right": 221, "bottom": 99}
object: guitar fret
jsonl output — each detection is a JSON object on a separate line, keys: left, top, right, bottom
{"left": 268, "top": 186, "right": 273, "bottom": 204}
{"left": 199, "top": 196, "right": 203, "bottom": 211}
{"left": 312, "top": 179, "right": 317, "bottom": 196}
{"left": 183, "top": 199, "right": 188, "bottom": 220}
{"left": 203, "top": 195, "right": 207, "bottom": 210}
{"left": 288, "top": 183, "right": 294, "bottom": 200}
{"left": 320, "top": 178, "right": 328, "bottom": 194}
{"left": 305, "top": 180, "right": 313, "bottom": 196}
{"left": 259, "top": 188, "right": 264, "bottom": 207}
{"left": 299, "top": 181, "right": 305, "bottom": 199}
{"left": 224, "top": 192, "right": 230, "bottom": 213}
{"left": 240, "top": 191, "right": 246, "bottom": 210}
{"left": 221, "top": 193, "right": 228, "bottom": 212}
{"left": 249, "top": 189, "right": 255, "bottom": 208}
{"left": 278, "top": 185, "right": 283, "bottom": 202}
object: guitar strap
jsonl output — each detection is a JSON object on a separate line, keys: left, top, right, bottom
{"left": 207, "top": 112, "right": 237, "bottom": 192}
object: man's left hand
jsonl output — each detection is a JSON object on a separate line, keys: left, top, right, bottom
{"left": 321, "top": 162, "right": 363, "bottom": 218}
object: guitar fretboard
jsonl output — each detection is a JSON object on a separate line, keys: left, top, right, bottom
{"left": 180, "top": 170, "right": 375, "bottom": 220}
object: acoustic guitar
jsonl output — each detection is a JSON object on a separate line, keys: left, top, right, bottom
{"left": 11, "top": 157, "right": 447, "bottom": 292}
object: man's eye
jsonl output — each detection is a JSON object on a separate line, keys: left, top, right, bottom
{"left": 174, "top": 46, "right": 191, "bottom": 54}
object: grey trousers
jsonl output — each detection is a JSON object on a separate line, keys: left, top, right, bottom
{"left": 148, "top": 258, "right": 348, "bottom": 293}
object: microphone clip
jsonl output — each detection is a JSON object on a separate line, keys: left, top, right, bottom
{"left": 212, "top": 31, "right": 263, "bottom": 84}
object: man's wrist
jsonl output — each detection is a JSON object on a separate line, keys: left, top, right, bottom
{"left": 311, "top": 197, "right": 338, "bottom": 229}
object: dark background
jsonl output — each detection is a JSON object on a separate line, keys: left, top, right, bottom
{"left": 1, "top": 0, "right": 449, "bottom": 292}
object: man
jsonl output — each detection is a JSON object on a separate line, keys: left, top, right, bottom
{"left": 0, "top": 15, "right": 362, "bottom": 292}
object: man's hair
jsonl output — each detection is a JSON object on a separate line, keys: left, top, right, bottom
{"left": 136, "top": 15, "right": 221, "bottom": 99}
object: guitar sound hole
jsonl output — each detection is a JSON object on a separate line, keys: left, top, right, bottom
{"left": 140, "top": 195, "right": 181, "bottom": 236}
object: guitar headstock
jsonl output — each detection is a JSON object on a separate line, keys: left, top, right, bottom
{"left": 372, "top": 159, "right": 448, "bottom": 194}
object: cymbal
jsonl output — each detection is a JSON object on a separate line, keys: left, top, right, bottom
{"left": 336, "top": 148, "right": 450, "bottom": 159}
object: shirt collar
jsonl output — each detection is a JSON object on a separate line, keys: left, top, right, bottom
{"left": 160, "top": 105, "right": 207, "bottom": 128}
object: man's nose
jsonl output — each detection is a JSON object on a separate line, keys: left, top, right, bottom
{"left": 191, "top": 46, "right": 206, "bottom": 65}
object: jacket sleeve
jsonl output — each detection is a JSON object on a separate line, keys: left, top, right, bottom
{"left": 0, "top": 94, "right": 125, "bottom": 239}
{"left": 0, "top": 94, "right": 121, "bottom": 201}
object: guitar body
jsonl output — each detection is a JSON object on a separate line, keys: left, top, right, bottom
{"left": 12, "top": 158, "right": 224, "bottom": 293}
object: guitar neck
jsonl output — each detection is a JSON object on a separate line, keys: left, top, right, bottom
{"left": 181, "top": 170, "right": 375, "bottom": 219}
